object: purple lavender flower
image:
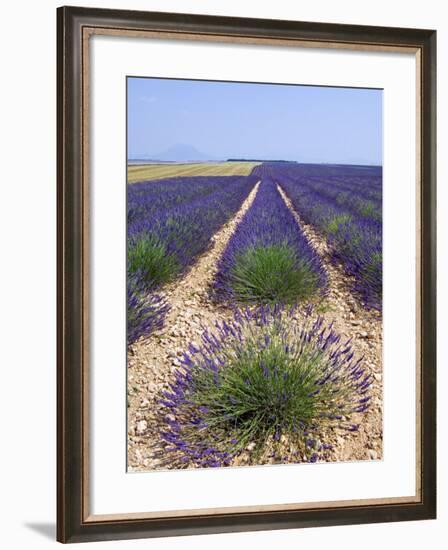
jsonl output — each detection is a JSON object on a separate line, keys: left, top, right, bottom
{"left": 127, "top": 275, "right": 169, "bottom": 345}
{"left": 154, "top": 306, "right": 371, "bottom": 469}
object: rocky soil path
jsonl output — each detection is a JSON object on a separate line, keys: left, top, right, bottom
{"left": 127, "top": 182, "right": 260, "bottom": 471}
{"left": 277, "top": 184, "right": 383, "bottom": 463}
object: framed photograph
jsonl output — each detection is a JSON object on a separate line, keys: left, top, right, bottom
{"left": 57, "top": 5, "right": 436, "bottom": 543}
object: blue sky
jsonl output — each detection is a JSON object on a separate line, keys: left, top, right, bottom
{"left": 127, "top": 77, "right": 382, "bottom": 165}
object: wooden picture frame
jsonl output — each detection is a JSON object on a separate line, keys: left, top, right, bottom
{"left": 57, "top": 5, "right": 436, "bottom": 543}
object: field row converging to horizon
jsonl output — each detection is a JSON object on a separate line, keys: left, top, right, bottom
{"left": 126, "top": 161, "right": 382, "bottom": 469}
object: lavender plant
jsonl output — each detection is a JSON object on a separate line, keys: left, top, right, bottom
{"left": 214, "top": 179, "right": 327, "bottom": 305}
{"left": 127, "top": 275, "right": 170, "bottom": 345}
{"left": 329, "top": 220, "right": 382, "bottom": 310}
{"left": 156, "top": 307, "right": 372, "bottom": 468}
{"left": 127, "top": 235, "right": 180, "bottom": 289}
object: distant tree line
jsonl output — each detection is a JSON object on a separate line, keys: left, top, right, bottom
{"left": 227, "top": 159, "right": 298, "bottom": 163}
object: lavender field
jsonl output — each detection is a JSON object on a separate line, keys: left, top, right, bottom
{"left": 255, "top": 163, "right": 383, "bottom": 310}
{"left": 127, "top": 161, "right": 383, "bottom": 471}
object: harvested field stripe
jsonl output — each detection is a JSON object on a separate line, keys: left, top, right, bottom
{"left": 128, "top": 162, "right": 260, "bottom": 183}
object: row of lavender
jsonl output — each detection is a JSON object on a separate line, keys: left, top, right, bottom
{"left": 128, "top": 176, "right": 244, "bottom": 225}
{"left": 213, "top": 178, "right": 327, "bottom": 304}
{"left": 252, "top": 163, "right": 383, "bottom": 310}
{"left": 127, "top": 175, "right": 257, "bottom": 343}
{"left": 128, "top": 176, "right": 256, "bottom": 274}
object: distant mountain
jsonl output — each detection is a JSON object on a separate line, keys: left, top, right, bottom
{"left": 149, "top": 144, "right": 219, "bottom": 162}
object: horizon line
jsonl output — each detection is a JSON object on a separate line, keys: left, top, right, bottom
{"left": 127, "top": 158, "right": 383, "bottom": 167}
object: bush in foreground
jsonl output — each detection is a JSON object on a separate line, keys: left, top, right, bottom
{"left": 157, "top": 306, "right": 372, "bottom": 468}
